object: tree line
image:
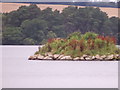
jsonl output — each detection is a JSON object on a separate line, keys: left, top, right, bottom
{"left": 2, "top": 4, "right": 120, "bottom": 45}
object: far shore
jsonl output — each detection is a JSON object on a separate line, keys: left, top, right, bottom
{"left": 1, "top": 3, "right": 119, "bottom": 17}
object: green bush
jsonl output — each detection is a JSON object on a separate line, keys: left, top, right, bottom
{"left": 67, "top": 32, "right": 82, "bottom": 40}
{"left": 83, "top": 32, "right": 98, "bottom": 40}
{"left": 36, "top": 32, "right": 120, "bottom": 57}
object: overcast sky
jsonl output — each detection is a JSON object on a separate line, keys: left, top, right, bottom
{"left": 1, "top": 0, "right": 118, "bottom": 2}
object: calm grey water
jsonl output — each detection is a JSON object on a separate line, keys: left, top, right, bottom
{"left": 2, "top": 46, "right": 118, "bottom": 88}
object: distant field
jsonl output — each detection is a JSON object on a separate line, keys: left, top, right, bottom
{"left": 1, "top": 3, "right": 119, "bottom": 17}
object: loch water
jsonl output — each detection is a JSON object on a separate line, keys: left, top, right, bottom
{"left": 1, "top": 46, "right": 118, "bottom": 88}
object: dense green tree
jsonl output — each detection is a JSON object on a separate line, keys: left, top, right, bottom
{"left": 61, "top": 7, "right": 108, "bottom": 34}
{"left": 22, "top": 38, "right": 36, "bottom": 45}
{"left": 52, "top": 25, "right": 66, "bottom": 38}
{"left": 40, "top": 31, "right": 57, "bottom": 44}
{"left": 2, "top": 4, "right": 120, "bottom": 45}
{"left": 21, "top": 18, "right": 48, "bottom": 44}
{"left": 2, "top": 27, "right": 23, "bottom": 45}
{"left": 47, "top": 31, "right": 57, "bottom": 39}
{"left": 101, "top": 17, "right": 119, "bottom": 39}
{"left": 5, "top": 4, "right": 41, "bottom": 27}
{"left": 101, "top": 19, "right": 113, "bottom": 36}
{"left": 109, "top": 17, "right": 119, "bottom": 35}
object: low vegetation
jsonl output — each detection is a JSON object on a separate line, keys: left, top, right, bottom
{"left": 35, "top": 32, "right": 120, "bottom": 58}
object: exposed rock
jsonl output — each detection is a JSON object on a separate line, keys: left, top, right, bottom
{"left": 46, "top": 53, "right": 54, "bottom": 59}
{"left": 117, "top": 56, "right": 120, "bottom": 60}
{"left": 29, "top": 53, "right": 120, "bottom": 61}
{"left": 44, "top": 52, "right": 51, "bottom": 56}
{"left": 83, "top": 55, "right": 88, "bottom": 58}
{"left": 44, "top": 56, "right": 52, "bottom": 60}
{"left": 37, "top": 54, "right": 44, "bottom": 60}
{"left": 80, "top": 57, "right": 84, "bottom": 60}
{"left": 91, "top": 56, "right": 96, "bottom": 60}
{"left": 106, "top": 55, "right": 114, "bottom": 60}
{"left": 28, "top": 55, "right": 38, "bottom": 60}
{"left": 95, "top": 54, "right": 100, "bottom": 59}
{"left": 85, "top": 56, "right": 92, "bottom": 61}
{"left": 114, "top": 54, "right": 119, "bottom": 59}
{"left": 53, "top": 54, "right": 61, "bottom": 60}
{"left": 95, "top": 54, "right": 103, "bottom": 60}
{"left": 57, "top": 55, "right": 65, "bottom": 60}
{"left": 60, "top": 56, "right": 72, "bottom": 60}
{"left": 29, "top": 56, "right": 35, "bottom": 60}
{"left": 101, "top": 55, "right": 106, "bottom": 60}
{"left": 73, "top": 57, "right": 80, "bottom": 61}
{"left": 81, "top": 54, "right": 88, "bottom": 60}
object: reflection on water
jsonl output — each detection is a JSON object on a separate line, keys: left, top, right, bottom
{"left": 2, "top": 46, "right": 118, "bottom": 88}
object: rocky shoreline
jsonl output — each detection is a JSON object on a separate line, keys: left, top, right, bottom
{"left": 28, "top": 53, "right": 120, "bottom": 61}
